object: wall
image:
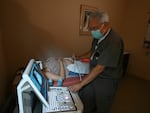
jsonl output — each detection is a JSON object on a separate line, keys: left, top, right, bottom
{"left": 0, "top": 30, "right": 7, "bottom": 107}
{"left": 1, "top": 0, "right": 127, "bottom": 84}
{"left": 0, "top": 1, "right": 7, "bottom": 107}
{"left": 121, "top": 0, "right": 150, "bottom": 80}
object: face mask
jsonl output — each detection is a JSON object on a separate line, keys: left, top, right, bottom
{"left": 91, "top": 30, "right": 103, "bottom": 39}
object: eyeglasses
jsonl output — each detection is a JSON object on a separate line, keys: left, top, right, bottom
{"left": 88, "top": 27, "right": 100, "bottom": 31}
{"left": 88, "top": 24, "right": 104, "bottom": 31}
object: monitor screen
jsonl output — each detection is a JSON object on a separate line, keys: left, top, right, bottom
{"left": 29, "top": 62, "right": 48, "bottom": 101}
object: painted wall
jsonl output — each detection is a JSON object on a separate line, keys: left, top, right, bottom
{"left": 0, "top": 31, "right": 7, "bottom": 106}
{"left": 1, "top": 0, "right": 127, "bottom": 83}
{"left": 0, "top": 0, "right": 127, "bottom": 105}
{"left": 121, "top": 0, "right": 150, "bottom": 80}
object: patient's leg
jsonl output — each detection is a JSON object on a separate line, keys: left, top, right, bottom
{"left": 58, "top": 58, "right": 65, "bottom": 79}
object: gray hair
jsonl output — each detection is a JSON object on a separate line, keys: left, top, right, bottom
{"left": 89, "top": 11, "right": 109, "bottom": 23}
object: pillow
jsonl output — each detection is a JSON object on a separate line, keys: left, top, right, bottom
{"left": 67, "top": 61, "right": 89, "bottom": 74}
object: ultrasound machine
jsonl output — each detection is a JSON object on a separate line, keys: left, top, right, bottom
{"left": 17, "top": 59, "right": 83, "bottom": 113}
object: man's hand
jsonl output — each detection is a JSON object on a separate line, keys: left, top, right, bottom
{"left": 69, "top": 83, "right": 83, "bottom": 93}
{"left": 69, "top": 64, "right": 105, "bottom": 93}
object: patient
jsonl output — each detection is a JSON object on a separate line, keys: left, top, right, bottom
{"left": 42, "top": 57, "right": 73, "bottom": 81}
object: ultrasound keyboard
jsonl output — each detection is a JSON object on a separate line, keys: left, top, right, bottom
{"left": 47, "top": 87, "right": 76, "bottom": 112}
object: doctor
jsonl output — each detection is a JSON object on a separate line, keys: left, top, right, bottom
{"left": 69, "top": 11, "right": 124, "bottom": 113}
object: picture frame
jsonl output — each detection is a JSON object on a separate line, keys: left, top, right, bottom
{"left": 144, "top": 15, "right": 150, "bottom": 49}
{"left": 143, "top": 16, "right": 150, "bottom": 55}
{"left": 79, "top": 5, "right": 98, "bottom": 35}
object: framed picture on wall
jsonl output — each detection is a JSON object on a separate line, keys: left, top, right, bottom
{"left": 144, "top": 19, "right": 150, "bottom": 49}
{"left": 79, "top": 5, "right": 98, "bottom": 35}
{"left": 143, "top": 12, "right": 150, "bottom": 55}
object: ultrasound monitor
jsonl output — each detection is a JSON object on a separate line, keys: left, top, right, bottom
{"left": 17, "top": 59, "right": 49, "bottom": 113}
{"left": 17, "top": 59, "right": 83, "bottom": 113}
{"left": 27, "top": 62, "right": 48, "bottom": 101}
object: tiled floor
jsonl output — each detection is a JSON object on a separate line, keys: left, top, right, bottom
{"left": 110, "top": 75, "right": 150, "bottom": 113}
